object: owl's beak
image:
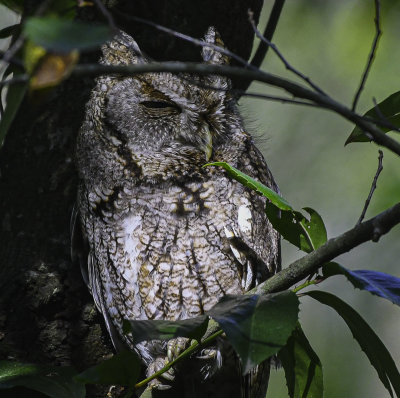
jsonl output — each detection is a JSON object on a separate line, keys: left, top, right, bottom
{"left": 204, "top": 129, "right": 213, "bottom": 161}
{"left": 200, "top": 124, "right": 213, "bottom": 161}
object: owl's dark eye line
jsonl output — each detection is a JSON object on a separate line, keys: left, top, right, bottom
{"left": 140, "top": 101, "right": 180, "bottom": 111}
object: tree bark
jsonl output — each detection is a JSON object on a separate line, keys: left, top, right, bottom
{"left": 0, "top": 1, "right": 263, "bottom": 397}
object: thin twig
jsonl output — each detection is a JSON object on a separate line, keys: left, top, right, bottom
{"left": 352, "top": 0, "right": 382, "bottom": 111}
{"left": 248, "top": 9, "right": 326, "bottom": 96}
{"left": 72, "top": 62, "right": 400, "bottom": 157}
{"left": 111, "top": 9, "right": 253, "bottom": 70}
{"left": 92, "top": 0, "right": 118, "bottom": 32}
{"left": 0, "top": 0, "right": 52, "bottom": 75}
{"left": 0, "top": 74, "right": 29, "bottom": 90}
{"left": 179, "top": 73, "right": 317, "bottom": 108}
{"left": 356, "top": 150, "right": 384, "bottom": 225}
{"left": 0, "top": 50, "right": 24, "bottom": 69}
{"left": 249, "top": 0, "right": 286, "bottom": 70}
{"left": 238, "top": 91, "right": 318, "bottom": 107}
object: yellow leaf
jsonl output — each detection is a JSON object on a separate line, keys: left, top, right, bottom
{"left": 30, "top": 50, "right": 79, "bottom": 90}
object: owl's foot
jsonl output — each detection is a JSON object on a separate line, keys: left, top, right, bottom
{"left": 196, "top": 347, "right": 217, "bottom": 360}
{"left": 146, "top": 337, "right": 190, "bottom": 390}
{"left": 147, "top": 357, "right": 175, "bottom": 390}
{"left": 167, "top": 337, "right": 190, "bottom": 362}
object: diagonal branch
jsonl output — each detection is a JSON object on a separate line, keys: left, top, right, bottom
{"left": 248, "top": 9, "right": 326, "bottom": 96}
{"left": 255, "top": 202, "right": 400, "bottom": 295}
{"left": 352, "top": 0, "right": 382, "bottom": 111}
{"left": 71, "top": 62, "right": 400, "bottom": 157}
{"left": 111, "top": 10, "right": 253, "bottom": 69}
{"left": 135, "top": 202, "right": 400, "bottom": 389}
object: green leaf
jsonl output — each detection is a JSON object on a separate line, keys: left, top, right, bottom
{"left": 0, "top": 361, "right": 85, "bottom": 398}
{"left": 24, "top": 17, "right": 112, "bottom": 52}
{"left": 265, "top": 204, "right": 327, "bottom": 253}
{"left": 0, "top": 75, "right": 28, "bottom": 148}
{"left": 322, "top": 262, "right": 400, "bottom": 306}
{"left": 204, "top": 161, "right": 292, "bottom": 211}
{"left": 122, "top": 315, "right": 209, "bottom": 344}
{"left": 305, "top": 291, "right": 400, "bottom": 397}
{"left": 208, "top": 291, "right": 299, "bottom": 374}
{"left": 346, "top": 91, "right": 400, "bottom": 144}
{"left": 76, "top": 351, "right": 141, "bottom": 388}
{"left": 279, "top": 324, "right": 323, "bottom": 398}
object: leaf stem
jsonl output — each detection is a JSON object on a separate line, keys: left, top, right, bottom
{"left": 292, "top": 278, "right": 322, "bottom": 293}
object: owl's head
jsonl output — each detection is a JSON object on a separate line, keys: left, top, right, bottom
{"left": 92, "top": 27, "right": 242, "bottom": 162}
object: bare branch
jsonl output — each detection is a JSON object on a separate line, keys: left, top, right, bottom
{"left": 248, "top": 9, "right": 326, "bottom": 96}
{"left": 249, "top": 0, "right": 286, "bottom": 70}
{"left": 352, "top": 0, "right": 382, "bottom": 111}
{"left": 92, "top": 0, "right": 118, "bottom": 32}
{"left": 0, "top": 0, "right": 52, "bottom": 74}
{"left": 255, "top": 202, "right": 400, "bottom": 295}
{"left": 111, "top": 9, "right": 253, "bottom": 69}
{"left": 356, "top": 150, "right": 384, "bottom": 225}
{"left": 0, "top": 50, "right": 24, "bottom": 69}
{"left": 72, "top": 62, "right": 400, "bottom": 157}
{"left": 237, "top": 91, "right": 318, "bottom": 107}
{"left": 0, "top": 75, "right": 28, "bottom": 90}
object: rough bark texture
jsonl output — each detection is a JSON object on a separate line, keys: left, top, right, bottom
{"left": 0, "top": 1, "right": 263, "bottom": 397}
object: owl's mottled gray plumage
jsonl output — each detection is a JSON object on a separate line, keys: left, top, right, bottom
{"left": 74, "top": 28, "right": 280, "bottom": 397}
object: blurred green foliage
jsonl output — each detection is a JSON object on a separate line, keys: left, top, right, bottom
{"left": 241, "top": 1, "right": 400, "bottom": 397}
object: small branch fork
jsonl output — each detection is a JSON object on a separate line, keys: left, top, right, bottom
{"left": 248, "top": 9, "right": 326, "bottom": 96}
{"left": 248, "top": 0, "right": 286, "bottom": 70}
{"left": 356, "top": 150, "right": 384, "bottom": 225}
{"left": 352, "top": 0, "right": 382, "bottom": 111}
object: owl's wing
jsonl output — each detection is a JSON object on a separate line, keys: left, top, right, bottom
{"left": 70, "top": 205, "right": 125, "bottom": 351}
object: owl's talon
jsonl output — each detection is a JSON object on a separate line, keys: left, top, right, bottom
{"left": 159, "top": 367, "right": 175, "bottom": 381}
{"left": 147, "top": 357, "right": 175, "bottom": 389}
{"left": 197, "top": 348, "right": 217, "bottom": 360}
{"left": 167, "top": 337, "right": 189, "bottom": 362}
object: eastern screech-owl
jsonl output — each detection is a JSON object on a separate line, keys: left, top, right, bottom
{"left": 73, "top": 28, "right": 280, "bottom": 397}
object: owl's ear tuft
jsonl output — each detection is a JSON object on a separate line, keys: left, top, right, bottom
{"left": 201, "top": 26, "right": 230, "bottom": 65}
{"left": 101, "top": 30, "right": 146, "bottom": 66}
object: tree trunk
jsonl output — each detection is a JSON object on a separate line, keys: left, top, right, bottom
{"left": 0, "top": 1, "right": 263, "bottom": 396}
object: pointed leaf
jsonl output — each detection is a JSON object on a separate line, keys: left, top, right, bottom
{"left": 30, "top": 51, "right": 79, "bottom": 90}
{"left": 323, "top": 262, "right": 400, "bottom": 306}
{"left": 208, "top": 291, "right": 299, "bottom": 373}
{"left": 24, "top": 17, "right": 112, "bottom": 52}
{"left": 204, "top": 161, "right": 292, "bottom": 211}
{"left": 122, "top": 315, "right": 209, "bottom": 344}
{"left": 0, "top": 76, "right": 28, "bottom": 148}
{"left": 0, "top": 362, "right": 85, "bottom": 398}
{"left": 265, "top": 204, "right": 327, "bottom": 253}
{"left": 76, "top": 351, "right": 141, "bottom": 388}
{"left": 305, "top": 291, "right": 400, "bottom": 397}
{"left": 346, "top": 91, "right": 400, "bottom": 144}
{"left": 278, "top": 324, "right": 323, "bottom": 398}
